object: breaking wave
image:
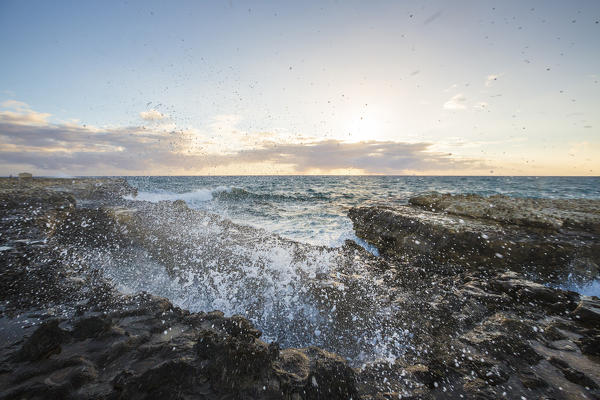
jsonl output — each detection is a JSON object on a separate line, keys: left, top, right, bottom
{"left": 126, "top": 187, "right": 330, "bottom": 205}
{"left": 124, "top": 188, "right": 219, "bottom": 203}
{"left": 212, "top": 187, "right": 330, "bottom": 202}
{"left": 72, "top": 201, "right": 406, "bottom": 366}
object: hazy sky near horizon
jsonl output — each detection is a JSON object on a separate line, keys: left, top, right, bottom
{"left": 0, "top": 0, "right": 599, "bottom": 175}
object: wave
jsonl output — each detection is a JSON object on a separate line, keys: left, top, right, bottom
{"left": 124, "top": 187, "right": 229, "bottom": 203}
{"left": 212, "top": 187, "right": 329, "bottom": 202}
{"left": 83, "top": 204, "right": 407, "bottom": 365}
{"left": 125, "top": 187, "right": 330, "bottom": 204}
{"left": 554, "top": 278, "right": 600, "bottom": 297}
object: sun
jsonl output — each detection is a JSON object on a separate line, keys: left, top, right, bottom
{"left": 343, "top": 106, "right": 385, "bottom": 143}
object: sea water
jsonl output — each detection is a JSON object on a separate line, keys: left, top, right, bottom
{"left": 125, "top": 175, "right": 600, "bottom": 247}
{"left": 93, "top": 175, "right": 600, "bottom": 363}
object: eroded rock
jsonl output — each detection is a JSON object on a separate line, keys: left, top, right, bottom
{"left": 2, "top": 295, "right": 360, "bottom": 399}
{"left": 2, "top": 181, "right": 600, "bottom": 399}
{"left": 349, "top": 192, "right": 600, "bottom": 283}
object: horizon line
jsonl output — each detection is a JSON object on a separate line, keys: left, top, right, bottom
{"left": 2, "top": 175, "right": 598, "bottom": 178}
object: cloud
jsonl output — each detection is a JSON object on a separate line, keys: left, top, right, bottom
{"left": 443, "top": 83, "right": 458, "bottom": 92}
{"left": 0, "top": 110, "right": 51, "bottom": 126}
{"left": 139, "top": 109, "right": 166, "bottom": 121}
{"left": 1, "top": 100, "right": 30, "bottom": 110}
{"left": 0, "top": 99, "right": 52, "bottom": 126}
{"left": 485, "top": 74, "right": 501, "bottom": 87}
{"left": 216, "top": 140, "right": 483, "bottom": 174}
{"left": 0, "top": 106, "right": 487, "bottom": 175}
{"left": 443, "top": 94, "right": 467, "bottom": 110}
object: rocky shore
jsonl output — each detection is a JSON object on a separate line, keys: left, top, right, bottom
{"left": 1, "top": 179, "right": 599, "bottom": 399}
{"left": 349, "top": 192, "right": 600, "bottom": 399}
{"left": 349, "top": 192, "right": 600, "bottom": 284}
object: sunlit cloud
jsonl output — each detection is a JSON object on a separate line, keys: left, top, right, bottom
{"left": 0, "top": 105, "right": 489, "bottom": 175}
{"left": 1, "top": 99, "right": 30, "bottom": 111}
{"left": 443, "top": 83, "right": 458, "bottom": 92}
{"left": 139, "top": 109, "right": 166, "bottom": 121}
{"left": 443, "top": 93, "right": 467, "bottom": 110}
{"left": 0, "top": 100, "right": 51, "bottom": 126}
{"left": 485, "top": 74, "right": 501, "bottom": 87}
{"left": 222, "top": 140, "right": 484, "bottom": 174}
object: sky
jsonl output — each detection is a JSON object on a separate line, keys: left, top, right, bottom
{"left": 0, "top": 0, "right": 599, "bottom": 176}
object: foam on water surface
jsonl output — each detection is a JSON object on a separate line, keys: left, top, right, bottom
{"left": 76, "top": 206, "right": 407, "bottom": 365}
{"left": 124, "top": 176, "right": 600, "bottom": 250}
{"left": 124, "top": 186, "right": 232, "bottom": 204}
{"left": 83, "top": 175, "right": 599, "bottom": 365}
{"left": 554, "top": 278, "right": 600, "bottom": 297}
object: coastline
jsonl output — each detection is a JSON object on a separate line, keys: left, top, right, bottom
{"left": 0, "top": 177, "right": 599, "bottom": 398}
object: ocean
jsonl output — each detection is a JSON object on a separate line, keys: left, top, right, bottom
{"left": 125, "top": 175, "right": 600, "bottom": 247}
{"left": 55, "top": 175, "right": 598, "bottom": 365}
{"left": 120, "top": 176, "right": 600, "bottom": 301}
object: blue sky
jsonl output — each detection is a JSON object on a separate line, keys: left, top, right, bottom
{"left": 0, "top": 0, "right": 599, "bottom": 175}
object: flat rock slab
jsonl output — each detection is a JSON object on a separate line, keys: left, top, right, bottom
{"left": 0, "top": 297, "right": 358, "bottom": 400}
{"left": 409, "top": 192, "right": 600, "bottom": 233}
{"left": 349, "top": 192, "right": 600, "bottom": 282}
{"left": 3, "top": 180, "right": 600, "bottom": 399}
{"left": 0, "top": 177, "right": 136, "bottom": 203}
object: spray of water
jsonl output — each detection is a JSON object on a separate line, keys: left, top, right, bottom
{"left": 63, "top": 200, "right": 409, "bottom": 365}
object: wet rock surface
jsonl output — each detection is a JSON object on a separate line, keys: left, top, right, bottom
{"left": 409, "top": 192, "right": 600, "bottom": 233}
{"left": 2, "top": 297, "right": 358, "bottom": 399}
{"left": 349, "top": 192, "right": 600, "bottom": 283}
{"left": 1, "top": 181, "right": 599, "bottom": 399}
{"left": 347, "top": 192, "right": 600, "bottom": 398}
{"left": 0, "top": 177, "right": 136, "bottom": 203}
{"left": 0, "top": 179, "right": 359, "bottom": 399}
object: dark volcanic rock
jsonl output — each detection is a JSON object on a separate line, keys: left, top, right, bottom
{"left": 572, "top": 297, "right": 600, "bottom": 327}
{"left": 0, "top": 178, "right": 360, "bottom": 399}
{"left": 348, "top": 192, "right": 600, "bottom": 398}
{"left": 0, "top": 177, "right": 136, "bottom": 205}
{"left": 16, "top": 320, "right": 68, "bottom": 361}
{"left": 72, "top": 316, "right": 113, "bottom": 339}
{"left": 1, "top": 294, "right": 359, "bottom": 400}
{"left": 349, "top": 192, "right": 600, "bottom": 282}
{"left": 409, "top": 192, "right": 600, "bottom": 233}
{"left": 3, "top": 181, "right": 600, "bottom": 399}
{"left": 374, "top": 269, "right": 600, "bottom": 399}
{"left": 0, "top": 177, "right": 136, "bottom": 201}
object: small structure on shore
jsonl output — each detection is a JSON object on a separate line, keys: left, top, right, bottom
{"left": 18, "top": 172, "right": 33, "bottom": 180}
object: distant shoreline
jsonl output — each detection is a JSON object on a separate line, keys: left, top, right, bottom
{"left": 2, "top": 174, "right": 599, "bottom": 178}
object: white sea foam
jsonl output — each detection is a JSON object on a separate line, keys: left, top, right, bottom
{"left": 76, "top": 205, "right": 407, "bottom": 365}
{"left": 124, "top": 186, "right": 233, "bottom": 204}
{"left": 556, "top": 279, "right": 600, "bottom": 297}
{"left": 122, "top": 186, "right": 379, "bottom": 252}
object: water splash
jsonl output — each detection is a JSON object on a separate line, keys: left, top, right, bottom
{"left": 68, "top": 202, "right": 408, "bottom": 366}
